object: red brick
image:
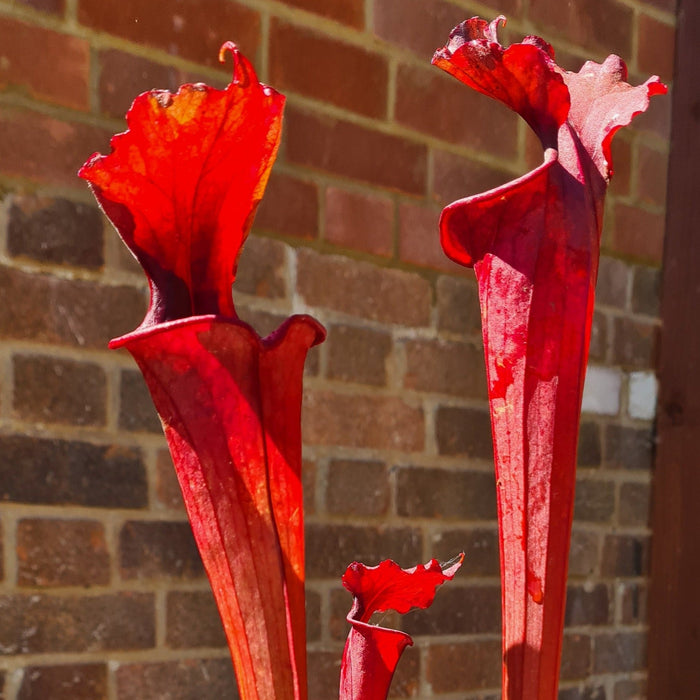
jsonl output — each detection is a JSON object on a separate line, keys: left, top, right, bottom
{"left": 609, "top": 136, "right": 632, "bottom": 197}
{"left": 638, "top": 14, "right": 676, "bottom": 83}
{"left": 16, "top": 0, "right": 64, "bottom": 14}
{"left": 303, "top": 458, "right": 317, "bottom": 514}
{"left": 0, "top": 266, "right": 146, "bottom": 348}
{"left": 324, "top": 187, "right": 394, "bottom": 257}
{"left": 559, "top": 686, "right": 605, "bottom": 700}
{"left": 611, "top": 203, "right": 665, "bottom": 263}
{"left": 637, "top": 144, "right": 668, "bottom": 207}
{"left": 0, "top": 593, "right": 154, "bottom": 653}
{"left": 436, "top": 275, "right": 481, "bottom": 336}
{"left": 596, "top": 256, "right": 629, "bottom": 309}
{"left": 429, "top": 528, "right": 499, "bottom": 576}
{"left": 614, "top": 679, "right": 647, "bottom": 700}
{"left": 234, "top": 235, "right": 289, "bottom": 299}
{"left": 277, "top": 0, "right": 363, "bottom": 27}
{"left": 404, "top": 338, "right": 487, "bottom": 399}
{"left": 574, "top": 479, "right": 615, "bottom": 523}
{"left": 432, "top": 149, "right": 514, "bottom": 205}
{"left": 0, "top": 18, "right": 88, "bottom": 110}
{"left": 601, "top": 534, "right": 650, "bottom": 577}
{"left": 373, "top": 0, "right": 519, "bottom": 61}
{"left": 18, "top": 664, "right": 107, "bottom": 700}
{"left": 270, "top": 20, "right": 387, "bottom": 119}
{"left": 588, "top": 311, "right": 608, "bottom": 362}
{"left": 619, "top": 482, "right": 651, "bottom": 527}
{"left": 285, "top": 108, "right": 428, "bottom": 195}
{"left": 0, "top": 108, "right": 111, "bottom": 186}
{"left": 593, "top": 632, "right": 647, "bottom": 673}
{"left": 403, "top": 585, "right": 501, "bottom": 635}
{"left": 303, "top": 390, "right": 424, "bottom": 452}
{"left": 435, "top": 405, "right": 493, "bottom": 460}
{"left": 306, "top": 589, "right": 322, "bottom": 642}
{"left": 307, "top": 651, "right": 341, "bottom": 700}
{"left": 166, "top": 591, "right": 226, "bottom": 648}
{"left": 620, "top": 582, "right": 648, "bottom": 625}
{"left": 632, "top": 264, "right": 660, "bottom": 316}
{"left": 568, "top": 529, "right": 600, "bottom": 578}
{"left": 612, "top": 317, "right": 657, "bottom": 369}
{"left": 297, "top": 248, "right": 431, "bottom": 327}
{"left": 326, "top": 459, "right": 389, "bottom": 516}
{"left": 13, "top": 355, "right": 107, "bottom": 427}
{"left": 560, "top": 634, "right": 593, "bottom": 681}
{"left": 396, "top": 65, "right": 518, "bottom": 159}
{"left": 78, "top": 0, "right": 260, "bottom": 68}
{"left": 529, "top": 0, "right": 634, "bottom": 59}
{"left": 565, "top": 584, "right": 611, "bottom": 626}
{"left": 119, "top": 369, "right": 161, "bottom": 433}
{"left": 119, "top": 521, "right": 204, "bottom": 580}
{"left": 98, "top": 49, "right": 190, "bottom": 119}
{"left": 398, "top": 203, "right": 466, "bottom": 273}
{"left": 17, "top": 518, "right": 110, "bottom": 587}
{"left": 426, "top": 640, "right": 501, "bottom": 692}
{"left": 115, "top": 660, "right": 236, "bottom": 700}
{"left": 305, "top": 523, "right": 422, "bottom": 579}
{"left": 388, "top": 645, "right": 420, "bottom": 698}
{"left": 629, "top": 89, "right": 671, "bottom": 140}
{"left": 0, "top": 435, "right": 147, "bottom": 508}
{"left": 327, "top": 324, "right": 392, "bottom": 386}
{"left": 236, "top": 306, "right": 290, "bottom": 339}
{"left": 254, "top": 172, "right": 319, "bottom": 240}
{"left": 9, "top": 196, "right": 104, "bottom": 268}
{"left": 397, "top": 467, "right": 496, "bottom": 520}
{"left": 155, "top": 449, "right": 185, "bottom": 511}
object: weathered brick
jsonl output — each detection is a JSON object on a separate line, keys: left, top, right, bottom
{"left": 0, "top": 593, "right": 154, "bottom": 654}
{"left": 432, "top": 149, "right": 513, "bottom": 205}
{"left": 613, "top": 317, "right": 657, "bottom": 369}
{"left": 120, "top": 521, "right": 204, "bottom": 580}
{"left": 404, "top": 338, "right": 487, "bottom": 399}
{"left": 277, "top": 0, "right": 363, "bottom": 28}
{"left": 435, "top": 405, "right": 493, "bottom": 459}
{"left": 619, "top": 481, "right": 650, "bottom": 527}
{"left": 0, "top": 108, "right": 111, "bottom": 186}
{"left": 234, "top": 236, "right": 288, "bottom": 299}
{"left": 403, "top": 585, "right": 501, "bottom": 635}
{"left": 0, "top": 266, "right": 146, "bottom": 348}
{"left": 596, "top": 256, "right": 629, "bottom": 309}
{"left": 388, "top": 645, "right": 420, "bottom": 698}
{"left": 79, "top": 0, "right": 260, "bottom": 68}
{"left": 166, "top": 591, "right": 226, "bottom": 648}
{"left": 397, "top": 467, "right": 496, "bottom": 520}
{"left": 578, "top": 422, "right": 602, "bottom": 467}
{"left": 297, "top": 249, "right": 431, "bottom": 327}
{"left": 155, "top": 449, "right": 184, "bottom": 511}
{"left": 0, "top": 18, "right": 89, "bottom": 110}
{"left": 604, "top": 425, "right": 653, "bottom": 471}
{"left": 17, "top": 519, "right": 110, "bottom": 587}
{"left": 574, "top": 479, "right": 615, "bottom": 523}
{"left": 8, "top": 196, "right": 104, "bottom": 268}
{"left": 396, "top": 65, "right": 518, "bottom": 159}
{"left": 270, "top": 20, "right": 387, "bottom": 119}
{"left": 612, "top": 203, "right": 665, "bottom": 263}
{"left": 303, "top": 458, "right": 316, "bottom": 515}
{"left": 588, "top": 311, "right": 608, "bottom": 362}
{"left": 436, "top": 275, "right": 481, "bottom": 336}
{"left": 305, "top": 523, "right": 422, "bottom": 579}
{"left": 0, "top": 435, "right": 147, "bottom": 508}
{"left": 327, "top": 324, "right": 391, "bottom": 386}
{"left": 115, "top": 659, "right": 236, "bottom": 700}
{"left": 429, "top": 528, "right": 499, "bottom": 576}
{"left": 593, "top": 632, "right": 647, "bottom": 673}
{"left": 307, "top": 651, "right": 341, "bottom": 700}
{"left": 529, "top": 0, "right": 634, "bottom": 58}
{"left": 568, "top": 530, "right": 600, "bottom": 578}
{"left": 306, "top": 589, "right": 322, "bottom": 643}
{"left": 565, "top": 584, "right": 611, "bottom": 626}
{"left": 426, "top": 640, "right": 501, "bottom": 692}
{"left": 254, "top": 172, "right": 319, "bottom": 240}
{"left": 619, "top": 581, "right": 647, "bottom": 625}
{"left": 119, "top": 369, "right": 161, "bottom": 433}
{"left": 632, "top": 264, "right": 660, "bottom": 316}
{"left": 609, "top": 136, "right": 632, "bottom": 197}
{"left": 303, "top": 391, "right": 424, "bottom": 452}
{"left": 13, "top": 354, "right": 107, "bottom": 427}
{"left": 18, "top": 664, "right": 108, "bottom": 700}
{"left": 637, "top": 144, "right": 668, "bottom": 209}
{"left": 601, "top": 535, "right": 650, "bottom": 577}
{"left": 614, "top": 678, "right": 646, "bottom": 700}
{"left": 285, "top": 108, "right": 428, "bottom": 195}
{"left": 324, "top": 187, "right": 394, "bottom": 257}
{"left": 559, "top": 685, "right": 606, "bottom": 700}
{"left": 638, "top": 14, "right": 676, "bottom": 84}
{"left": 16, "top": 0, "right": 64, "bottom": 14}
{"left": 560, "top": 633, "right": 592, "bottom": 681}
{"left": 326, "top": 459, "right": 389, "bottom": 516}
{"left": 398, "top": 203, "right": 466, "bottom": 273}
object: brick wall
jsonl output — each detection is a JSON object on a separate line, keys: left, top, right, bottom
{"left": 0, "top": 0, "right": 675, "bottom": 699}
